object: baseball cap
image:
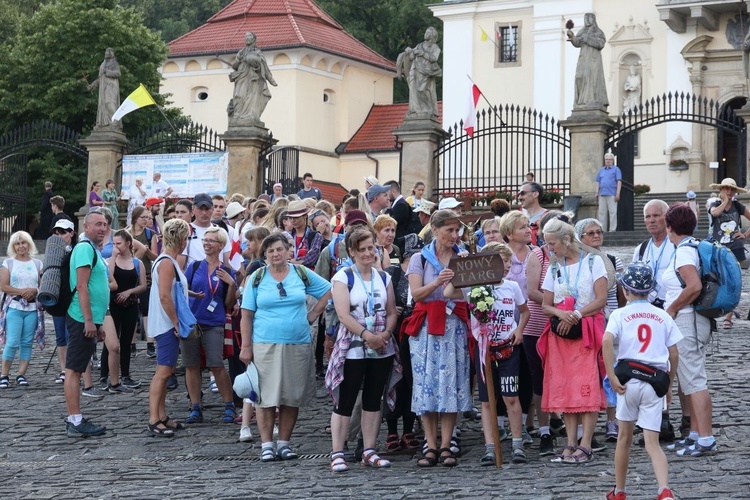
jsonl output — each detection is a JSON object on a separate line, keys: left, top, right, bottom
{"left": 193, "top": 193, "right": 213, "bottom": 209}
{"left": 438, "top": 197, "right": 461, "bottom": 210}
{"left": 345, "top": 209, "right": 368, "bottom": 226}
{"left": 53, "top": 219, "right": 75, "bottom": 232}
{"left": 145, "top": 197, "right": 162, "bottom": 208}
{"left": 225, "top": 201, "right": 245, "bottom": 219}
{"left": 366, "top": 184, "right": 390, "bottom": 202}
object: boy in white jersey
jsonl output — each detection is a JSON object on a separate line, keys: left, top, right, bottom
{"left": 445, "top": 243, "right": 530, "bottom": 465}
{"left": 603, "top": 263, "right": 681, "bottom": 500}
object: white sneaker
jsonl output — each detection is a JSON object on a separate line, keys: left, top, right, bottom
{"left": 239, "top": 426, "right": 253, "bottom": 442}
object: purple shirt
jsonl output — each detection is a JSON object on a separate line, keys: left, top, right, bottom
{"left": 89, "top": 190, "right": 103, "bottom": 206}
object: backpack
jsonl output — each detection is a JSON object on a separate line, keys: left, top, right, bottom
{"left": 325, "top": 267, "right": 388, "bottom": 339}
{"left": 675, "top": 240, "right": 742, "bottom": 318}
{"left": 328, "top": 236, "right": 353, "bottom": 277}
{"left": 43, "top": 240, "right": 98, "bottom": 317}
{"left": 251, "top": 263, "right": 310, "bottom": 289}
{"left": 186, "top": 260, "right": 231, "bottom": 304}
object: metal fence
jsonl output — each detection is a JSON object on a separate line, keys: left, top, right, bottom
{"left": 435, "top": 105, "right": 570, "bottom": 201}
{"left": 262, "top": 146, "right": 300, "bottom": 195}
{"left": 128, "top": 119, "right": 225, "bottom": 154}
{"left": 0, "top": 154, "right": 28, "bottom": 239}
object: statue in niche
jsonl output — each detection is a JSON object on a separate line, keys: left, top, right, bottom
{"left": 87, "top": 48, "right": 121, "bottom": 129}
{"left": 397, "top": 27, "right": 442, "bottom": 119}
{"left": 567, "top": 13, "right": 609, "bottom": 110}
{"left": 227, "top": 32, "right": 277, "bottom": 127}
{"left": 742, "top": 29, "right": 750, "bottom": 84}
{"left": 622, "top": 64, "right": 641, "bottom": 111}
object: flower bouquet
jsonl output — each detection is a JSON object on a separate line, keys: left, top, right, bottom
{"left": 468, "top": 285, "right": 497, "bottom": 381}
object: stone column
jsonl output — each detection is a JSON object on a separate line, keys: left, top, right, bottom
{"left": 79, "top": 128, "right": 129, "bottom": 200}
{"left": 393, "top": 117, "right": 449, "bottom": 201}
{"left": 221, "top": 125, "right": 276, "bottom": 196}
{"left": 560, "top": 109, "right": 615, "bottom": 220}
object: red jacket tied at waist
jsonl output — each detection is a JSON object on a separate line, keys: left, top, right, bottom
{"left": 402, "top": 300, "right": 470, "bottom": 337}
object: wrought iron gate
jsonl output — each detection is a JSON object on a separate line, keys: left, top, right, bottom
{"left": 605, "top": 92, "right": 746, "bottom": 231}
{"left": 262, "top": 146, "right": 300, "bottom": 196}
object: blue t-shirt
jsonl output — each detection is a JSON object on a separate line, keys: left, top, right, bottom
{"left": 186, "top": 260, "right": 236, "bottom": 327}
{"left": 242, "top": 264, "right": 331, "bottom": 344}
{"left": 595, "top": 166, "right": 622, "bottom": 196}
{"left": 297, "top": 187, "right": 322, "bottom": 200}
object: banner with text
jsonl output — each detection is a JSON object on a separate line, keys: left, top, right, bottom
{"left": 121, "top": 152, "right": 228, "bottom": 198}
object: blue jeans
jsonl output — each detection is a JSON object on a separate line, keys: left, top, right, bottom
{"left": 3, "top": 308, "right": 37, "bottom": 361}
{"left": 53, "top": 315, "right": 68, "bottom": 347}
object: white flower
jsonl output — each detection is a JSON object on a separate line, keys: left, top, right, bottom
{"left": 476, "top": 301, "right": 488, "bottom": 312}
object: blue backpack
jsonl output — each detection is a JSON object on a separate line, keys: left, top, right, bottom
{"left": 675, "top": 240, "right": 742, "bottom": 318}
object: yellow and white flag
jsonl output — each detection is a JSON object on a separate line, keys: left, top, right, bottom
{"left": 112, "top": 84, "right": 156, "bottom": 122}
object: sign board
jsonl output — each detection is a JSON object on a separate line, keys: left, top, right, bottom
{"left": 121, "top": 152, "right": 228, "bottom": 198}
{"left": 448, "top": 253, "right": 505, "bottom": 287}
{"left": 709, "top": 161, "right": 719, "bottom": 169}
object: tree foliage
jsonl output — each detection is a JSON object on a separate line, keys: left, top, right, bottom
{"left": 316, "top": 0, "right": 443, "bottom": 102}
{"left": 119, "top": 0, "right": 233, "bottom": 43}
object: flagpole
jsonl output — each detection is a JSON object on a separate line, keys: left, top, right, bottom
{"left": 467, "top": 75, "right": 505, "bottom": 126}
{"left": 154, "top": 104, "right": 178, "bottom": 134}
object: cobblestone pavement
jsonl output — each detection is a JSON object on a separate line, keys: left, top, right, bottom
{"left": 0, "top": 247, "right": 749, "bottom": 499}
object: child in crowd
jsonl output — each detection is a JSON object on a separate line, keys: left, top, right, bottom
{"left": 603, "top": 263, "right": 681, "bottom": 500}
{"left": 445, "top": 242, "right": 530, "bottom": 465}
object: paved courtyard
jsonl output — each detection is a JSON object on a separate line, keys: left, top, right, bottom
{"left": 0, "top": 247, "right": 749, "bottom": 499}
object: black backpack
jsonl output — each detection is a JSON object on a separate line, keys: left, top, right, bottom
{"left": 44, "top": 240, "right": 98, "bottom": 317}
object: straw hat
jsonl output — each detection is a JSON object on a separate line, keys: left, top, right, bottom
{"left": 708, "top": 178, "right": 748, "bottom": 193}
{"left": 286, "top": 200, "right": 309, "bottom": 217}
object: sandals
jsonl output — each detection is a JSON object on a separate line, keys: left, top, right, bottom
{"left": 723, "top": 318, "right": 734, "bottom": 329}
{"left": 16, "top": 375, "right": 28, "bottom": 386}
{"left": 562, "top": 445, "right": 593, "bottom": 464}
{"left": 260, "top": 447, "right": 276, "bottom": 463}
{"left": 222, "top": 403, "right": 237, "bottom": 424}
{"left": 0, "top": 376, "right": 9, "bottom": 389}
{"left": 417, "top": 448, "right": 439, "bottom": 467}
{"left": 361, "top": 448, "right": 390, "bottom": 468}
{"left": 162, "top": 417, "right": 185, "bottom": 431}
{"left": 55, "top": 372, "right": 66, "bottom": 384}
{"left": 438, "top": 447, "right": 458, "bottom": 467}
{"left": 385, "top": 433, "right": 401, "bottom": 453}
{"left": 331, "top": 451, "right": 349, "bottom": 473}
{"left": 401, "top": 433, "right": 421, "bottom": 450}
{"left": 185, "top": 404, "right": 203, "bottom": 424}
{"left": 276, "top": 445, "right": 298, "bottom": 461}
{"left": 550, "top": 445, "right": 577, "bottom": 463}
{"left": 147, "top": 421, "right": 175, "bottom": 438}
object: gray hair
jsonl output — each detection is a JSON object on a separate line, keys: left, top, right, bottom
{"left": 643, "top": 199, "right": 668, "bottom": 217}
{"left": 574, "top": 218, "right": 603, "bottom": 241}
{"left": 604, "top": 153, "right": 615, "bottom": 160}
{"left": 542, "top": 217, "right": 577, "bottom": 248}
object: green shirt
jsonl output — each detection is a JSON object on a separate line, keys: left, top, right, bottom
{"left": 68, "top": 241, "right": 109, "bottom": 324}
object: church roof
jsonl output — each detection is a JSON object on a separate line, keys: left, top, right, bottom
{"left": 342, "top": 103, "right": 444, "bottom": 153}
{"left": 168, "top": 0, "right": 395, "bottom": 72}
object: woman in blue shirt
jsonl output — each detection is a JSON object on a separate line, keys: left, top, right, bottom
{"left": 240, "top": 233, "right": 331, "bottom": 462}
{"left": 183, "top": 226, "right": 237, "bottom": 425}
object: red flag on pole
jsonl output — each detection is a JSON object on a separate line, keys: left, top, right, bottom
{"left": 464, "top": 84, "right": 481, "bottom": 136}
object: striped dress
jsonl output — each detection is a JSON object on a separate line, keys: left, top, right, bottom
{"left": 525, "top": 247, "right": 550, "bottom": 337}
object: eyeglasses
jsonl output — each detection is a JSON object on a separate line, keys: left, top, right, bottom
{"left": 583, "top": 230, "right": 603, "bottom": 237}
{"left": 202, "top": 238, "right": 220, "bottom": 245}
{"left": 277, "top": 282, "right": 287, "bottom": 298}
{"left": 518, "top": 190, "right": 531, "bottom": 195}
{"left": 139, "top": 215, "right": 153, "bottom": 220}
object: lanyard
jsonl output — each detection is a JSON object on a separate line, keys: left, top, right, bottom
{"left": 561, "top": 250, "right": 585, "bottom": 301}
{"left": 353, "top": 265, "right": 375, "bottom": 316}
{"left": 205, "top": 262, "right": 220, "bottom": 298}
{"left": 647, "top": 238, "right": 669, "bottom": 275}
{"left": 293, "top": 228, "right": 307, "bottom": 261}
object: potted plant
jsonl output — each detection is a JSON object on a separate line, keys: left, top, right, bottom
{"left": 633, "top": 184, "right": 651, "bottom": 196}
{"left": 668, "top": 159, "right": 689, "bottom": 171}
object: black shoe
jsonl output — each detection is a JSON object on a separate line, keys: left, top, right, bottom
{"left": 121, "top": 376, "right": 141, "bottom": 389}
{"left": 659, "top": 418, "right": 675, "bottom": 442}
{"left": 539, "top": 434, "right": 555, "bottom": 456}
{"left": 98, "top": 377, "right": 109, "bottom": 390}
{"left": 146, "top": 345, "right": 156, "bottom": 358}
{"left": 354, "top": 437, "right": 364, "bottom": 462}
{"left": 590, "top": 437, "right": 606, "bottom": 452}
{"left": 166, "top": 374, "right": 178, "bottom": 391}
{"left": 66, "top": 418, "right": 106, "bottom": 438}
{"left": 550, "top": 418, "right": 566, "bottom": 437}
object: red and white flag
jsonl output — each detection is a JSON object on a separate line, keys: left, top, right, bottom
{"left": 464, "top": 84, "right": 481, "bottom": 136}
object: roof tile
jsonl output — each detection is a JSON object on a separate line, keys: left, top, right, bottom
{"left": 343, "top": 103, "right": 443, "bottom": 153}
{"left": 169, "top": 0, "right": 395, "bottom": 72}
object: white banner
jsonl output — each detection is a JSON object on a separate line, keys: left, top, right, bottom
{"left": 121, "top": 152, "right": 228, "bottom": 198}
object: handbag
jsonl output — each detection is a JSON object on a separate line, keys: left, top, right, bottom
{"left": 614, "top": 359, "right": 671, "bottom": 398}
{"left": 550, "top": 316, "right": 583, "bottom": 339}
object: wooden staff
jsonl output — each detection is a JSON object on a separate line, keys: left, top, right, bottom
{"left": 483, "top": 346, "right": 503, "bottom": 467}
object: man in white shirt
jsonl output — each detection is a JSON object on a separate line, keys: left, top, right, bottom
{"left": 150, "top": 172, "right": 173, "bottom": 199}
{"left": 177, "top": 193, "right": 231, "bottom": 269}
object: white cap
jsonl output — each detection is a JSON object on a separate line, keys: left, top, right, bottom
{"left": 53, "top": 219, "right": 75, "bottom": 231}
{"left": 438, "top": 197, "right": 461, "bottom": 210}
{"left": 225, "top": 201, "right": 245, "bottom": 219}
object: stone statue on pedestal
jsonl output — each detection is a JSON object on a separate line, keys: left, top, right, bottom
{"left": 87, "top": 48, "right": 121, "bottom": 129}
{"left": 397, "top": 27, "right": 442, "bottom": 119}
{"left": 227, "top": 32, "right": 277, "bottom": 128}
{"left": 622, "top": 64, "right": 641, "bottom": 111}
{"left": 567, "top": 14, "right": 609, "bottom": 110}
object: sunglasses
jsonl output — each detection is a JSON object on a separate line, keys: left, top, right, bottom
{"left": 277, "top": 282, "right": 287, "bottom": 298}
{"left": 583, "top": 230, "right": 603, "bottom": 237}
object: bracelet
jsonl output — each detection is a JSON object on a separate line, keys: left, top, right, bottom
{"left": 573, "top": 310, "right": 582, "bottom": 319}
{"left": 360, "top": 327, "right": 368, "bottom": 338}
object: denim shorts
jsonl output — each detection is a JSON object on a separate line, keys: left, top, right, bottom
{"left": 155, "top": 329, "right": 179, "bottom": 367}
